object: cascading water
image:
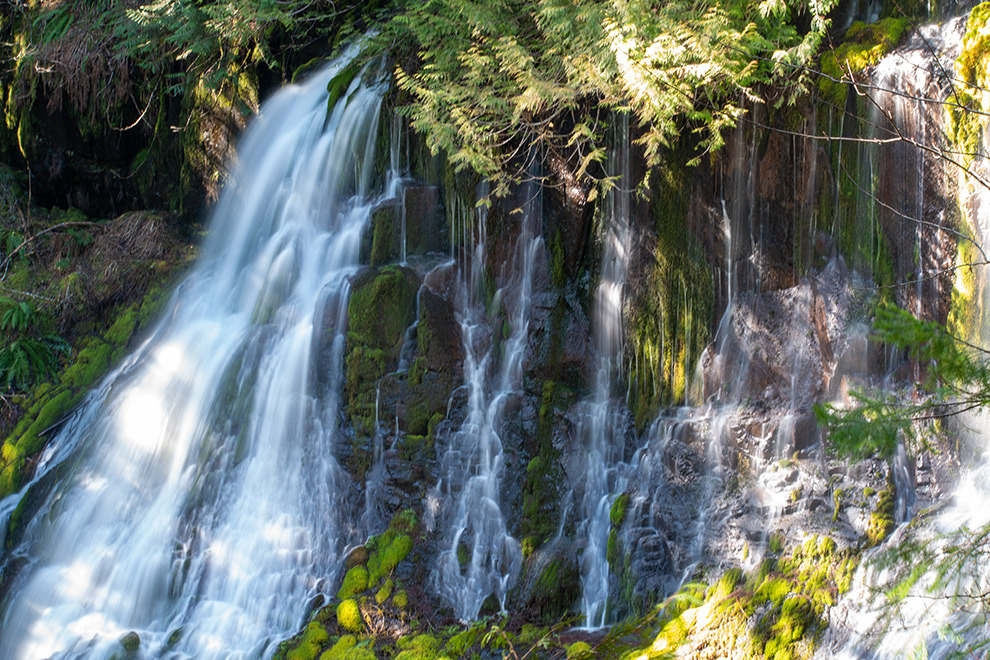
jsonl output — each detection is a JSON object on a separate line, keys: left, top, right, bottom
{"left": 577, "top": 116, "right": 633, "bottom": 628}
{"left": 818, "top": 14, "right": 990, "bottom": 658}
{"left": 0, "top": 55, "right": 390, "bottom": 660}
{"left": 432, "top": 179, "right": 540, "bottom": 620}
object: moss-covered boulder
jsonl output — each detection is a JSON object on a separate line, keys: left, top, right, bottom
{"left": 344, "top": 265, "right": 420, "bottom": 439}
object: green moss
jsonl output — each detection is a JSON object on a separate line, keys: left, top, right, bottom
{"left": 394, "top": 634, "right": 441, "bottom": 660}
{"left": 630, "top": 153, "right": 713, "bottom": 427}
{"left": 369, "top": 207, "right": 398, "bottom": 267}
{"left": 530, "top": 556, "right": 580, "bottom": 620}
{"left": 818, "top": 18, "right": 911, "bottom": 107}
{"left": 444, "top": 626, "right": 483, "bottom": 656}
{"left": 337, "top": 565, "right": 369, "bottom": 600}
{"left": 2, "top": 285, "right": 169, "bottom": 489}
{"left": 375, "top": 580, "right": 392, "bottom": 605}
{"left": 867, "top": 487, "right": 895, "bottom": 546}
{"left": 286, "top": 622, "right": 329, "bottom": 660}
{"left": 336, "top": 599, "right": 363, "bottom": 633}
{"left": 609, "top": 492, "right": 630, "bottom": 527}
{"left": 368, "top": 533, "right": 412, "bottom": 584}
{"left": 362, "top": 511, "right": 417, "bottom": 588}
{"left": 621, "top": 534, "right": 857, "bottom": 660}
{"left": 392, "top": 589, "right": 408, "bottom": 609}
{"left": 769, "top": 532, "right": 785, "bottom": 554}
{"left": 521, "top": 380, "right": 564, "bottom": 549}
{"left": 565, "top": 641, "right": 592, "bottom": 659}
{"left": 320, "top": 635, "right": 377, "bottom": 660}
{"left": 327, "top": 60, "right": 361, "bottom": 115}
{"left": 345, "top": 267, "right": 419, "bottom": 440}
{"left": 948, "top": 3, "right": 990, "bottom": 161}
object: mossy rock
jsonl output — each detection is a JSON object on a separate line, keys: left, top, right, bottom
{"left": 320, "top": 635, "right": 377, "bottom": 660}
{"left": 345, "top": 266, "right": 420, "bottom": 438}
{"left": 367, "top": 533, "right": 413, "bottom": 584}
{"left": 866, "top": 487, "right": 895, "bottom": 546}
{"left": 947, "top": 3, "right": 990, "bottom": 160}
{"left": 394, "top": 634, "right": 444, "bottom": 660}
{"left": 529, "top": 556, "right": 581, "bottom": 620}
{"left": 336, "top": 599, "right": 364, "bottom": 633}
{"left": 279, "top": 621, "right": 330, "bottom": 660}
{"left": 566, "top": 641, "right": 592, "bottom": 659}
{"left": 337, "top": 565, "right": 369, "bottom": 600}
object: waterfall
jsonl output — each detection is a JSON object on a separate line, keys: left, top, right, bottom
{"left": 577, "top": 115, "right": 633, "bottom": 628}
{"left": 0, "top": 55, "right": 390, "bottom": 660}
{"left": 818, "top": 14, "right": 990, "bottom": 658}
{"left": 432, "top": 178, "right": 539, "bottom": 621}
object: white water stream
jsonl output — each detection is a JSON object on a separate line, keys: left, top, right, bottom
{"left": 0, "top": 55, "right": 390, "bottom": 660}
{"left": 577, "top": 116, "right": 633, "bottom": 628}
{"left": 432, "top": 178, "right": 539, "bottom": 620}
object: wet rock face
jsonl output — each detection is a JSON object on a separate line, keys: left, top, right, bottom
{"left": 701, "top": 259, "right": 855, "bottom": 410}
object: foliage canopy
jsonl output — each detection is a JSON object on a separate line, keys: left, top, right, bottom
{"left": 376, "top": 0, "right": 839, "bottom": 195}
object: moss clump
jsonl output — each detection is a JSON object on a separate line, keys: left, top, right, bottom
{"left": 818, "top": 18, "right": 911, "bottom": 107}
{"left": 530, "top": 556, "right": 581, "bottom": 620}
{"left": 337, "top": 565, "right": 369, "bottom": 600}
{"left": 444, "top": 626, "right": 483, "bottom": 656}
{"left": 565, "top": 641, "right": 592, "bottom": 659}
{"left": 375, "top": 580, "right": 392, "bottom": 605}
{"left": 394, "top": 634, "right": 444, "bottom": 660}
{"left": 610, "top": 492, "right": 630, "bottom": 527}
{"left": 336, "top": 599, "right": 363, "bottom": 633}
{"left": 327, "top": 60, "right": 362, "bottom": 116}
{"left": 623, "top": 536, "right": 857, "bottom": 660}
{"left": 320, "top": 635, "right": 377, "bottom": 660}
{"left": 368, "top": 533, "right": 412, "bottom": 584}
{"left": 948, "top": 3, "right": 990, "bottom": 161}
{"left": 369, "top": 206, "right": 398, "bottom": 267}
{"left": 344, "top": 266, "right": 419, "bottom": 441}
{"left": 392, "top": 590, "right": 408, "bottom": 609}
{"left": 286, "top": 622, "right": 329, "bottom": 660}
{"left": 867, "top": 487, "right": 896, "bottom": 546}
{"left": 363, "top": 510, "right": 418, "bottom": 588}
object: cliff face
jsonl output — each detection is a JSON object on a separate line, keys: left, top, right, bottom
{"left": 0, "top": 2, "right": 982, "bottom": 659}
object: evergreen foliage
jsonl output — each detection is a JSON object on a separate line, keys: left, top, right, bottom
{"left": 377, "top": 0, "right": 839, "bottom": 195}
{"left": 815, "top": 304, "right": 990, "bottom": 459}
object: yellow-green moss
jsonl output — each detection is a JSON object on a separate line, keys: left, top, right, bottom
{"left": 337, "top": 565, "right": 369, "bottom": 600}
{"left": 374, "top": 580, "right": 392, "bottom": 605}
{"left": 622, "top": 536, "right": 857, "bottom": 660}
{"left": 947, "top": 3, "right": 990, "bottom": 160}
{"left": 319, "top": 635, "right": 377, "bottom": 660}
{"left": 392, "top": 590, "right": 408, "bottom": 609}
{"left": 394, "top": 634, "right": 443, "bottom": 660}
{"left": 867, "top": 487, "right": 896, "bottom": 546}
{"left": 286, "top": 622, "right": 329, "bottom": 660}
{"left": 565, "top": 641, "right": 592, "bottom": 659}
{"left": 336, "top": 599, "right": 363, "bottom": 633}
{"left": 368, "top": 533, "right": 412, "bottom": 584}
{"left": 630, "top": 152, "right": 713, "bottom": 428}
{"left": 818, "top": 19, "right": 911, "bottom": 107}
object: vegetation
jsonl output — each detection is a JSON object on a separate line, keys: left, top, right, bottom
{"left": 377, "top": 0, "right": 839, "bottom": 196}
{"left": 816, "top": 304, "right": 990, "bottom": 460}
